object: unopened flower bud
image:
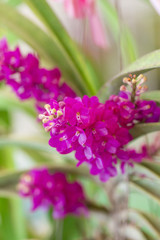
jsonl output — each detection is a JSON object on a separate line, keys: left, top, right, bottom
{"left": 42, "top": 118, "right": 49, "bottom": 123}
{"left": 132, "top": 78, "right": 137, "bottom": 84}
{"left": 123, "top": 77, "right": 129, "bottom": 84}
{"left": 51, "top": 108, "right": 56, "bottom": 114}
{"left": 49, "top": 115, "right": 54, "bottom": 121}
{"left": 137, "top": 74, "right": 147, "bottom": 85}
{"left": 120, "top": 85, "right": 127, "bottom": 91}
{"left": 44, "top": 104, "right": 51, "bottom": 110}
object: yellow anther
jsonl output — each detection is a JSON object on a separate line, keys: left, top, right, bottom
{"left": 123, "top": 77, "right": 129, "bottom": 84}
{"left": 132, "top": 78, "right": 137, "bottom": 84}
{"left": 44, "top": 104, "right": 50, "bottom": 109}
{"left": 137, "top": 74, "right": 144, "bottom": 81}
{"left": 42, "top": 118, "right": 49, "bottom": 123}
{"left": 51, "top": 108, "right": 57, "bottom": 114}
{"left": 59, "top": 137, "right": 64, "bottom": 141}
{"left": 57, "top": 110, "right": 63, "bottom": 118}
{"left": 49, "top": 115, "right": 54, "bottom": 120}
{"left": 137, "top": 74, "right": 147, "bottom": 84}
{"left": 75, "top": 131, "right": 80, "bottom": 136}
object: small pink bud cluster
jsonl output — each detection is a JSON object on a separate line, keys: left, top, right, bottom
{"left": 118, "top": 74, "right": 160, "bottom": 123}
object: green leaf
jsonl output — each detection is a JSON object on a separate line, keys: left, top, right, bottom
{"left": 134, "top": 161, "right": 160, "bottom": 183}
{"left": 121, "top": 26, "right": 138, "bottom": 66}
{"left": 99, "top": 49, "right": 160, "bottom": 101}
{"left": 0, "top": 164, "right": 90, "bottom": 190}
{"left": 130, "top": 122, "right": 160, "bottom": 139}
{"left": 141, "top": 230, "right": 156, "bottom": 240}
{"left": 140, "top": 161, "right": 160, "bottom": 178}
{"left": 62, "top": 216, "right": 82, "bottom": 240}
{"left": 0, "top": 148, "right": 26, "bottom": 240}
{"left": 141, "top": 90, "right": 160, "bottom": 102}
{"left": 0, "top": 91, "right": 36, "bottom": 117}
{"left": 130, "top": 179, "right": 160, "bottom": 206}
{"left": 0, "top": 136, "right": 53, "bottom": 153}
{"left": 3, "top": 0, "right": 23, "bottom": 7}
{"left": 100, "top": 0, "right": 138, "bottom": 66}
{"left": 129, "top": 209, "right": 160, "bottom": 239}
{"left": 0, "top": 198, "right": 26, "bottom": 240}
{"left": 0, "top": 2, "right": 98, "bottom": 95}
{"left": 26, "top": 0, "right": 99, "bottom": 96}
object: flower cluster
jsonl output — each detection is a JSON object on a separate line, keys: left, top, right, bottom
{"left": 0, "top": 38, "right": 76, "bottom": 111}
{"left": 39, "top": 74, "right": 160, "bottom": 181}
{"left": 56, "top": 0, "right": 106, "bottom": 48}
{"left": 18, "top": 168, "right": 87, "bottom": 218}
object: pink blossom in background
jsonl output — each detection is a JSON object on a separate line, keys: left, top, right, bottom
{"left": 150, "top": 0, "right": 160, "bottom": 15}
{"left": 0, "top": 38, "right": 76, "bottom": 112}
{"left": 140, "top": 133, "right": 160, "bottom": 160}
{"left": 56, "top": 0, "right": 107, "bottom": 48}
{"left": 19, "top": 168, "right": 87, "bottom": 218}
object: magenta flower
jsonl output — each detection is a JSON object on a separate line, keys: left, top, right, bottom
{"left": 39, "top": 74, "right": 160, "bottom": 181}
{"left": 55, "top": 0, "right": 107, "bottom": 48}
{"left": 39, "top": 95, "right": 141, "bottom": 181}
{"left": 0, "top": 38, "right": 76, "bottom": 112}
{"left": 18, "top": 168, "right": 87, "bottom": 218}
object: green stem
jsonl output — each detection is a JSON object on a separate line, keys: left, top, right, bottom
{"left": 0, "top": 148, "right": 26, "bottom": 240}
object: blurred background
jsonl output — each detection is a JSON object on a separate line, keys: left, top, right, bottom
{"left": 0, "top": 0, "right": 160, "bottom": 239}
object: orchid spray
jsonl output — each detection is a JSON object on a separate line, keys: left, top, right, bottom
{"left": 0, "top": 0, "right": 160, "bottom": 239}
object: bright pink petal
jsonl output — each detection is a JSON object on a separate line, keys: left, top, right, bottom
{"left": 64, "top": 0, "right": 84, "bottom": 18}
{"left": 89, "top": 12, "right": 107, "bottom": 48}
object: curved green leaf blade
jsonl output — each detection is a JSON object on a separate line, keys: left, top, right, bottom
{"left": 99, "top": 49, "right": 160, "bottom": 101}
{"left": 129, "top": 209, "right": 160, "bottom": 239}
{"left": 0, "top": 137, "right": 53, "bottom": 153}
{"left": 0, "top": 165, "right": 90, "bottom": 190}
{"left": 100, "top": 0, "right": 138, "bottom": 66}
{"left": 25, "top": 0, "right": 99, "bottom": 95}
{"left": 130, "top": 122, "right": 160, "bottom": 139}
{"left": 0, "top": 91, "right": 36, "bottom": 117}
{"left": 130, "top": 179, "right": 160, "bottom": 206}
{"left": 134, "top": 162, "right": 160, "bottom": 182}
{"left": 140, "top": 161, "right": 160, "bottom": 178}
{"left": 141, "top": 90, "right": 160, "bottom": 102}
